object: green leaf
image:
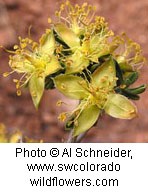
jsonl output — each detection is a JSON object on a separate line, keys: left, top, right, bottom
{"left": 92, "top": 58, "right": 116, "bottom": 89}
{"left": 125, "top": 84, "right": 147, "bottom": 94}
{"left": 54, "top": 75, "right": 89, "bottom": 100}
{"left": 113, "top": 59, "right": 123, "bottom": 86}
{"left": 116, "top": 55, "right": 133, "bottom": 72}
{"left": 45, "top": 76, "right": 55, "bottom": 90}
{"left": 65, "top": 115, "right": 75, "bottom": 130}
{"left": 54, "top": 23, "right": 80, "bottom": 50}
{"left": 118, "top": 61, "right": 133, "bottom": 72}
{"left": 74, "top": 104, "right": 100, "bottom": 137}
{"left": 121, "top": 84, "right": 147, "bottom": 100}
{"left": 88, "top": 62, "right": 101, "bottom": 73}
{"left": 121, "top": 90, "right": 140, "bottom": 100}
{"left": 39, "top": 30, "right": 55, "bottom": 55}
{"left": 104, "top": 93, "right": 137, "bottom": 119}
{"left": 29, "top": 74, "right": 45, "bottom": 109}
{"left": 123, "top": 71, "right": 139, "bottom": 87}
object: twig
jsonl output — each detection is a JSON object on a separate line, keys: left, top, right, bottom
{"left": 66, "top": 129, "right": 88, "bottom": 143}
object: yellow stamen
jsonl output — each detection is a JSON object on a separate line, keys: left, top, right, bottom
{"left": 58, "top": 112, "right": 67, "bottom": 122}
{"left": 13, "top": 45, "right": 19, "bottom": 50}
{"left": 3, "top": 72, "right": 10, "bottom": 77}
{"left": 17, "top": 90, "right": 21, "bottom": 96}
{"left": 56, "top": 100, "right": 63, "bottom": 107}
{"left": 48, "top": 18, "right": 52, "bottom": 24}
{"left": 120, "top": 84, "right": 126, "bottom": 89}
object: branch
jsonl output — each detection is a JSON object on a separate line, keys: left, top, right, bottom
{"left": 66, "top": 129, "right": 88, "bottom": 143}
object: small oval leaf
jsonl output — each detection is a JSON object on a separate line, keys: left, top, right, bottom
{"left": 123, "top": 71, "right": 139, "bottom": 87}
{"left": 125, "top": 84, "right": 147, "bottom": 94}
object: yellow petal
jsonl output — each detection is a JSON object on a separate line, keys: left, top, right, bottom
{"left": 9, "top": 131, "right": 22, "bottom": 143}
{"left": 54, "top": 75, "right": 89, "bottom": 100}
{"left": 29, "top": 74, "right": 45, "bottom": 109}
{"left": 104, "top": 93, "right": 137, "bottom": 119}
{"left": 0, "top": 124, "right": 7, "bottom": 143}
{"left": 89, "top": 35, "right": 110, "bottom": 61}
{"left": 45, "top": 56, "right": 61, "bottom": 76}
{"left": 39, "top": 30, "right": 55, "bottom": 55}
{"left": 54, "top": 23, "right": 80, "bottom": 50}
{"left": 74, "top": 104, "right": 100, "bottom": 136}
{"left": 10, "top": 55, "right": 35, "bottom": 73}
{"left": 66, "top": 51, "right": 89, "bottom": 74}
{"left": 92, "top": 58, "right": 116, "bottom": 89}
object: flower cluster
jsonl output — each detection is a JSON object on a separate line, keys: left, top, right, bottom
{"left": 0, "top": 123, "right": 42, "bottom": 143}
{"left": 3, "top": 1, "right": 146, "bottom": 137}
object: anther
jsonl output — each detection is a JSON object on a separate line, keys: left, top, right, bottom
{"left": 3, "top": 72, "right": 10, "bottom": 77}
{"left": 61, "top": 84, "right": 66, "bottom": 90}
{"left": 17, "top": 90, "right": 21, "bottom": 96}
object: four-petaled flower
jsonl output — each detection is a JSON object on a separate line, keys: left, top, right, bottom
{"left": 55, "top": 57, "right": 137, "bottom": 136}
{"left": 54, "top": 1, "right": 113, "bottom": 74}
{"left": 4, "top": 30, "right": 61, "bottom": 108}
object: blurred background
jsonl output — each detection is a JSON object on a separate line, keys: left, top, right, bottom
{"left": 0, "top": 0, "right": 148, "bottom": 142}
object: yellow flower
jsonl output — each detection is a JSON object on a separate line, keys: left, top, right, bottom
{"left": 3, "top": 30, "right": 61, "bottom": 108}
{"left": 0, "top": 123, "right": 42, "bottom": 143}
{"left": 111, "top": 33, "right": 145, "bottom": 71}
{"left": 54, "top": 22, "right": 113, "bottom": 74}
{"left": 54, "top": 57, "right": 137, "bottom": 136}
{"left": 55, "top": 1, "right": 96, "bottom": 36}
{"left": 53, "top": 1, "right": 113, "bottom": 74}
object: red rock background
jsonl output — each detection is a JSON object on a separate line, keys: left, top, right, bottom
{"left": 0, "top": 0, "right": 148, "bottom": 142}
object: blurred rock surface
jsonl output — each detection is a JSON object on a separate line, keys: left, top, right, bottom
{"left": 0, "top": 0, "right": 148, "bottom": 142}
{"left": 0, "top": 1, "right": 16, "bottom": 47}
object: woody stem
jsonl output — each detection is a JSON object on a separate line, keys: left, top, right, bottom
{"left": 66, "top": 129, "right": 88, "bottom": 143}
